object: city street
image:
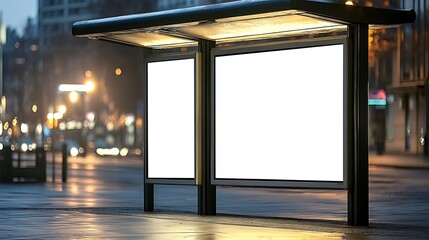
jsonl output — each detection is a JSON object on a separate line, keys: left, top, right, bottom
{"left": 0, "top": 153, "right": 428, "bottom": 229}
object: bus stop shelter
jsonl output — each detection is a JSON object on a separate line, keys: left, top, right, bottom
{"left": 73, "top": 0, "right": 415, "bottom": 226}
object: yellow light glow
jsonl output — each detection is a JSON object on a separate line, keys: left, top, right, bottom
{"left": 47, "top": 113, "right": 54, "bottom": 120}
{"left": 71, "top": 163, "right": 79, "bottom": 169}
{"left": 58, "top": 105, "right": 67, "bottom": 114}
{"left": 85, "top": 185, "right": 95, "bottom": 192}
{"left": 103, "top": 32, "right": 196, "bottom": 49}
{"left": 69, "top": 91, "right": 79, "bottom": 103}
{"left": 85, "top": 70, "right": 92, "bottom": 78}
{"left": 30, "top": 44, "right": 38, "bottom": 51}
{"left": 12, "top": 117, "right": 17, "bottom": 126}
{"left": 85, "top": 81, "right": 95, "bottom": 92}
{"left": 345, "top": 0, "right": 354, "bottom": 6}
{"left": 99, "top": 10, "right": 348, "bottom": 49}
{"left": 52, "top": 112, "right": 63, "bottom": 120}
{"left": 70, "top": 184, "right": 79, "bottom": 194}
{"left": 32, "top": 104, "right": 38, "bottom": 113}
{"left": 173, "top": 11, "right": 346, "bottom": 43}
{"left": 115, "top": 68, "right": 122, "bottom": 76}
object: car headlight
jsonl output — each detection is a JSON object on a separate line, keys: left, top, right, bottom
{"left": 120, "top": 148, "right": 129, "bottom": 157}
{"left": 21, "top": 143, "right": 28, "bottom": 152}
{"left": 70, "top": 147, "right": 79, "bottom": 157}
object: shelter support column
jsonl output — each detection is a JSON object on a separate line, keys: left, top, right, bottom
{"left": 198, "top": 40, "right": 216, "bottom": 215}
{"left": 143, "top": 47, "right": 154, "bottom": 212}
{"left": 348, "top": 24, "right": 369, "bottom": 226}
{"left": 425, "top": 78, "right": 429, "bottom": 157}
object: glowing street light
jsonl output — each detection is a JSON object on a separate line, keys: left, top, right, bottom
{"left": 68, "top": 91, "right": 79, "bottom": 103}
{"left": 58, "top": 83, "right": 92, "bottom": 93}
{"left": 58, "top": 104, "right": 67, "bottom": 114}
{"left": 115, "top": 67, "right": 122, "bottom": 76}
{"left": 85, "top": 80, "right": 95, "bottom": 92}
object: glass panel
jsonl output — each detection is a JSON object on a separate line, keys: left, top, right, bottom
{"left": 215, "top": 44, "right": 344, "bottom": 182}
{"left": 173, "top": 12, "right": 346, "bottom": 43}
{"left": 103, "top": 32, "right": 196, "bottom": 49}
{"left": 95, "top": 11, "right": 346, "bottom": 48}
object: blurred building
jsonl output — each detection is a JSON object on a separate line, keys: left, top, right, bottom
{"left": 38, "top": 0, "right": 94, "bottom": 52}
{"left": 385, "top": 0, "right": 429, "bottom": 155}
{"left": 318, "top": 0, "right": 427, "bottom": 156}
{"left": 35, "top": 0, "right": 232, "bottom": 149}
{"left": 156, "top": 0, "right": 228, "bottom": 10}
{"left": 0, "top": 12, "right": 4, "bottom": 121}
{"left": 2, "top": 18, "right": 39, "bottom": 123}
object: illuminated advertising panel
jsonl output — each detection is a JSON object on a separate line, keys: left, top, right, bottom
{"left": 214, "top": 41, "right": 346, "bottom": 188}
{"left": 147, "top": 57, "right": 195, "bottom": 181}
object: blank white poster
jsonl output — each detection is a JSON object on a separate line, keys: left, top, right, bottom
{"left": 215, "top": 44, "right": 344, "bottom": 182}
{"left": 148, "top": 58, "right": 195, "bottom": 179}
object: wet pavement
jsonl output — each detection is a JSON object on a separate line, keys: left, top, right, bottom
{"left": 0, "top": 152, "right": 428, "bottom": 239}
{"left": 1, "top": 207, "right": 429, "bottom": 239}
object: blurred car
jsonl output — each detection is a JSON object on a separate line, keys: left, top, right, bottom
{"left": 0, "top": 137, "right": 10, "bottom": 151}
{"left": 94, "top": 138, "right": 126, "bottom": 157}
{"left": 11, "top": 136, "right": 37, "bottom": 152}
{"left": 55, "top": 139, "right": 85, "bottom": 157}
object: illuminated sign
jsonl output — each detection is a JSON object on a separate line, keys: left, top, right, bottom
{"left": 369, "top": 89, "right": 387, "bottom": 106}
{"left": 147, "top": 58, "right": 195, "bottom": 180}
{"left": 214, "top": 41, "right": 345, "bottom": 187}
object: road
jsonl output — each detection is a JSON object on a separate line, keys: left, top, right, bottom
{"left": 0, "top": 153, "right": 428, "bottom": 228}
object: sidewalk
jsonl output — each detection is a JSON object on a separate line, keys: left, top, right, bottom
{"left": 0, "top": 154, "right": 428, "bottom": 239}
{"left": 369, "top": 151, "right": 429, "bottom": 169}
{"left": 1, "top": 208, "right": 428, "bottom": 239}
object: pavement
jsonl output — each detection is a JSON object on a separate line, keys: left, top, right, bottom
{"left": 0, "top": 153, "right": 428, "bottom": 239}
{"left": 369, "top": 151, "right": 429, "bottom": 170}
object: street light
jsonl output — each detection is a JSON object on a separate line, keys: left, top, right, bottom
{"left": 58, "top": 83, "right": 92, "bottom": 93}
{"left": 68, "top": 91, "right": 79, "bottom": 103}
{"left": 85, "top": 80, "right": 95, "bottom": 92}
{"left": 58, "top": 105, "right": 67, "bottom": 114}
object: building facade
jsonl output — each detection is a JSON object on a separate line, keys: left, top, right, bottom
{"left": 328, "top": 0, "right": 427, "bottom": 155}
{"left": 385, "top": 0, "right": 429, "bottom": 155}
{"left": 38, "top": 0, "right": 94, "bottom": 52}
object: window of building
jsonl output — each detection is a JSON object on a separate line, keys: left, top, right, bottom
{"left": 43, "top": 23, "right": 63, "bottom": 34}
{"left": 401, "top": 0, "right": 428, "bottom": 82}
{"left": 68, "top": 8, "right": 88, "bottom": 15}
{"left": 69, "top": 8, "right": 81, "bottom": 15}
{"left": 42, "top": 9, "right": 64, "bottom": 18}
{"left": 43, "top": 0, "right": 64, "bottom": 6}
{"left": 68, "top": 0, "right": 86, "bottom": 4}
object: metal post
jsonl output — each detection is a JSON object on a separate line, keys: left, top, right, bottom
{"left": 425, "top": 78, "right": 429, "bottom": 157}
{"left": 144, "top": 183, "right": 154, "bottom": 211}
{"left": 348, "top": 24, "right": 369, "bottom": 226}
{"left": 52, "top": 111, "right": 56, "bottom": 182}
{"left": 143, "top": 47, "right": 154, "bottom": 212}
{"left": 0, "top": 145, "right": 12, "bottom": 182}
{"left": 197, "top": 40, "right": 216, "bottom": 215}
{"left": 62, "top": 143, "right": 67, "bottom": 182}
{"left": 36, "top": 147, "right": 46, "bottom": 182}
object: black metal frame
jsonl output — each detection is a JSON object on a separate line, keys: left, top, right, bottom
{"left": 143, "top": 52, "right": 199, "bottom": 185}
{"left": 198, "top": 40, "right": 217, "bottom": 215}
{"left": 210, "top": 37, "right": 348, "bottom": 190}
{"left": 347, "top": 24, "right": 369, "bottom": 226}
